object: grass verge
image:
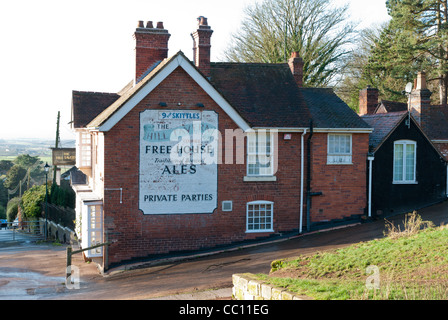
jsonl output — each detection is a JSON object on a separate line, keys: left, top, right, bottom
{"left": 261, "top": 212, "right": 448, "bottom": 300}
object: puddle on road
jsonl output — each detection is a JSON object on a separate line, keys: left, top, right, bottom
{"left": 0, "top": 268, "right": 66, "bottom": 300}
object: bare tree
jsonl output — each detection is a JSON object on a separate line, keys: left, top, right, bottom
{"left": 224, "top": 0, "right": 358, "bottom": 87}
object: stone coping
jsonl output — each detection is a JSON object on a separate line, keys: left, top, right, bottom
{"left": 232, "top": 273, "right": 313, "bottom": 300}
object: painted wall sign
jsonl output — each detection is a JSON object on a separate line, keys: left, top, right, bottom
{"left": 139, "top": 110, "right": 218, "bottom": 214}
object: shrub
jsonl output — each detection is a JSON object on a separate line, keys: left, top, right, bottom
{"left": 384, "top": 211, "right": 435, "bottom": 239}
{"left": 0, "top": 205, "right": 5, "bottom": 220}
{"left": 6, "top": 197, "right": 21, "bottom": 222}
{"left": 20, "top": 185, "right": 47, "bottom": 219}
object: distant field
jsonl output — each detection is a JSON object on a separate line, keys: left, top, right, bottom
{"left": 0, "top": 138, "right": 74, "bottom": 165}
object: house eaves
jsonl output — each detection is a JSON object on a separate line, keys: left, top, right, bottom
{"left": 87, "top": 51, "right": 251, "bottom": 133}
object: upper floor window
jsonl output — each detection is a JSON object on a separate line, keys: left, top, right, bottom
{"left": 327, "top": 134, "right": 352, "bottom": 164}
{"left": 78, "top": 131, "right": 92, "bottom": 168}
{"left": 393, "top": 140, "right": 417, "bottom": 184}
{"left": 247, "top": 131, "right": 275, "bottom": 176}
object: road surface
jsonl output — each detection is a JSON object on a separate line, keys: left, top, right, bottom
{"left": 0, "top": 200, "right": 447, "bottom": 300}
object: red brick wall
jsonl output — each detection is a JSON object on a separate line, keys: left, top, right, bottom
{"left": 101, "top": 66, "right": 370, "bottom": 267}
{"left": 134, "top": 26, "right": 170, "bottom": 81}
{"left": 103, "top": 67, "right": 305, "bottom": 267}
{"left": 309, "top": 133, "right": 369, "bottom": 223}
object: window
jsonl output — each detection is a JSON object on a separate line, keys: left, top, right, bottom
{"left": 246, "top": 201, "right": 274, "bottom": 233}
{"left": 247, "top": 131, "right": 274, "bottom": 176}
{"left": 78, "top": 131, "right": 92, "bottom": 168}
{"left": 393, "top": 140, "right": 417, "bottom": 184}
{"left": 87, "top": 203, "right": 103, "bottom": 257}
{"left": 327, "top": 134, "right": 352, "bottom": 164}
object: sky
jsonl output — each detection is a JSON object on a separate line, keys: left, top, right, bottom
{"left": 0, "top": 0, "right": 390, "bottom": 141}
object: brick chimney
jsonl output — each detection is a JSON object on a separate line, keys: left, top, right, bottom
{"left": 191, "top": 16, "right": 213, "bottom": 77}
{"left": 134, "top": 20, "right": 171, "bottom": 83}
{"left": 409, "top": 71, "right": 432, "bottom": 126}
{"left": 359, "top": 86, "right": 379, "bottom": 115}
{"left": 288, "top": 52, "right": 304, "bottom": 87}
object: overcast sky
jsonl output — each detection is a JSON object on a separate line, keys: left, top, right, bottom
{"left": 0, "top": 0, "right": 390, "bottom": 141}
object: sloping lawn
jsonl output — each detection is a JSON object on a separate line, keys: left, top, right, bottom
{"left": 260, "top": 213, "right": 448, "bottom": 300}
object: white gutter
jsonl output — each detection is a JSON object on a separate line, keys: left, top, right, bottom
{"left": 367, "top": 156, "right": 375, "bottom": 218}
{"left": 250, "top": 127, "right": 373, "bottom": 134}
{"left": 300, "top": 128, "right": 308, "bottom": 233}
{"left": 313, "top": 128, "right": 373, "bottom": 133}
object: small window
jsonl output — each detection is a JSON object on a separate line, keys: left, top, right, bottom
{"left": 247, "top": 131, "right": 275, "bottom": 176}
{"left": 246, "top": 201, "right": 274, "bottom": 233}
{"left": 327, "top": 134, "right": 352, "bottom": 164}
{"left": 393, "top": 140, "right": 417, "bottom": 184}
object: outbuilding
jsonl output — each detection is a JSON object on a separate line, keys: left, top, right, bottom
{"left": 359, "top": 73, "right": 448, "bottom": 218}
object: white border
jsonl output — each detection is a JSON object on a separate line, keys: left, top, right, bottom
{"left": 96, "top": 53, "right": 251, "bottom": 133}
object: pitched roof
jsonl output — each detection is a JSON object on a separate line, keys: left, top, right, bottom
{"left": 85, "top": 51, "right": 250, "bottom": 131}
{"left": 72, "top": 50, "right": 370, "bottom": 132}
{"left": 301, "top": 88, "right": 371, "bottom": 129}
{"left": 375, "top": 100, "right": 408, "bottom": 114}
{"left": 71, "top": 91, "right": 120, "bottom": 128}
{"left": 422, "top": 105, "right": 448, "bottom": 140}
{"left": 86, "top": 57, "right": 172, "bottom": 129}
{"left": 209, "top": 62, "right": 311, "bottom": 128}
{"left": 361, "top": 111, "right": 408, "bottom": 151}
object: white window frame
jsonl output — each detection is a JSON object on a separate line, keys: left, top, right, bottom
{"left": 78, "top": 131, "right": 92, "bottom": 168}
{"left": 81, "top": 201, "right": 103, "bottom": 258}
{"left": 246, "top": 201, "right": 274, "bottom": 233}
{"left": 246, "top": 131, "right": 275, "bottom": 176}
{"left": 327, "top": 134, "right": 352, "bottom": 165}
{"left": 393, "top": 140, "right": 417, "bottom": 184}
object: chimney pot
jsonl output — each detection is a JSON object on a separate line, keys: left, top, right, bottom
{"left": 138, "top": 20, "right": 144, "bottom": 28}
{"left": 146, "top": 21, "right": 154, "bottom": 28}
{"left": 416, "top": 71, "right": 427, "bottom": 90}
{"left": 157, "top": 21, "right": 164, "bottom": 29}
{"left": 198, "top": 16, "right": 208, "bottom": 26}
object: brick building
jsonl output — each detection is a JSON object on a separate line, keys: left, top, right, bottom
{"left": 71, "top": 17, "right": 372, "bottom": 270}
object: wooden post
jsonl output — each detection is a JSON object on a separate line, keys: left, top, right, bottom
{"left": 66, "top": 246, "right": 72, "bottom": 280}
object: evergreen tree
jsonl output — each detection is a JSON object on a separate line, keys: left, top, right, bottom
{"left": 365, "top": 0, "right": 448, "bottom": 104}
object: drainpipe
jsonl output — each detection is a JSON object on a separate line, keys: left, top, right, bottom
{"left": 446, "top": 164, "right": 448, "bottom": 198}
{"left": 299, "top": 128, "right": 307, "bottom": 234}
{"left": 367, "top": 155, "right": 374, "bottom": 218}
{"left": 306, "top": 120, "right": 313, "bottom": 232}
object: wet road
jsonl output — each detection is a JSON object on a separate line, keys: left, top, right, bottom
{"left": 1, "top": 201, "right": 447, "bottom": 300}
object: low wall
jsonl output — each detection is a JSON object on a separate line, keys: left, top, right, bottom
{"left": 232, "top": 273, "right": 313, "bottom": 300}
{"left": 39, "top": 218, "right": 76, "bottom": 244}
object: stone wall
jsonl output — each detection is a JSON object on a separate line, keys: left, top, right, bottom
{"left": 232, "top": 273, "right": 313, "bottom": 300}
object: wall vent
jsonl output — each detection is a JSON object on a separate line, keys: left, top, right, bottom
{"left": 222, "top": 201, "right": 233, "bottom": 212}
